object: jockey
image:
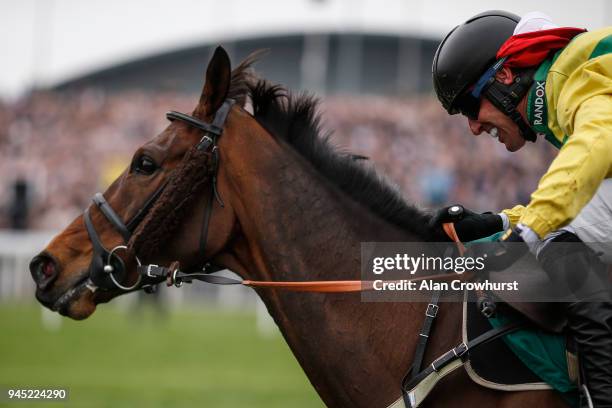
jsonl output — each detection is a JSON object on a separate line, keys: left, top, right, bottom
{"left": 431, "top": 10, "right": 612, "bottom": 407}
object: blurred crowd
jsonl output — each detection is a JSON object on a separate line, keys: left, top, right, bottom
{"left": 322, "top": 96, "right": 556, "bottom": 211}
{"left": 0, "top": 89, "right": 556, "bottom": 230}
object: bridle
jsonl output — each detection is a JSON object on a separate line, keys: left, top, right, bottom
{"left": 83, "top": 99, "right": 235, "bottom": 293}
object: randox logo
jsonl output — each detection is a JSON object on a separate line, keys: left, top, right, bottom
{"left": 533, "top": 81, "right": 546, "bottom": 126}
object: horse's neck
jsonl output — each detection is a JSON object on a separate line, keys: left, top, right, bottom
{"left": 220, "top": 135, "right": 438, "bottom": 407}
{"left": 224, "top": 134, "right": 413, "bottom": 282}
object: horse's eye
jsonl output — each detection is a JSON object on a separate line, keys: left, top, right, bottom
{"left": 133, "top": 155, "right": 158, "bottom": 175}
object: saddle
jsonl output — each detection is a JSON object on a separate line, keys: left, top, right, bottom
{"left": 464, "top": 299, "right": 578, "bottom": 397}
{"left": 392, "top": 294, "right": 579, "bottom": 408}
{"left": 489, "top": 264, "right": 567, "bottom": 332}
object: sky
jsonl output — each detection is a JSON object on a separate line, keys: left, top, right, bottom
{"left": 2, "top": 0, "right": 611, "bottom": 100}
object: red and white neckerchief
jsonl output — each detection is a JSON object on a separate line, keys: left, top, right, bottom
{"left": 496, "top": 11, "right": 586, "bottom": 68}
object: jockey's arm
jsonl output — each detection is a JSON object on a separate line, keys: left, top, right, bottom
{"left": 502, "top": 50, "right": 612, "bottom": 237}
{"left": 520, "top": 92, "right": 612, "bottom": 238}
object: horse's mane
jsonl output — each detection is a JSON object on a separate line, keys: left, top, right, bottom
{"left": 131, "top": 54, "right": 436, "bottom": 257}
{"left": 231, "top": 61, "right": 433, "bottom": 239}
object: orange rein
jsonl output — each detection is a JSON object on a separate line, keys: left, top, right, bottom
{"left": 240, "top": 223, "right": 465, "bottom": 292}
{"left": 442, "top": 223, "right": 466, "bottom": 256}
{"left": 242, "top": 280, "right": 366, "bottom": 292}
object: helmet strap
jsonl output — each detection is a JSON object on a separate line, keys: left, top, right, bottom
{"left": 483, "top": 69, "right": 537, "bottom": 142}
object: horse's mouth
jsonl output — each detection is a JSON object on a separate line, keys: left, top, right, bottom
{"left": 51, "top": 273, "right": 96, "bottom": 317}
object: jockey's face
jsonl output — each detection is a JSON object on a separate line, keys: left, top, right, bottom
{"left": 463, "top": 66, "right": 530, "bottom": 152}
{"left": 466, "top": 97, "right": 526, "bottom": 152}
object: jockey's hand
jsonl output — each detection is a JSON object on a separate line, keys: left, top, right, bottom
{"left": 467, "top": 227, "right": 529, "bottom": 272}
{"left": 429, "top": 204, "right": 504, "bottom": 242}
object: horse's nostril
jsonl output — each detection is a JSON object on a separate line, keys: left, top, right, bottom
{"left": 29, "top": 254, "right": 59, "bottom": 290}
{"left": 42, "top": 261, "right": 55, "bottom": 278}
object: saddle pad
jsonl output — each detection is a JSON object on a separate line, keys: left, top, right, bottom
{"left": 463, "top": 300, "right": 547, "bottom": 388}
{"left": 463, "top": 299, "right": 579, "bottom": 406}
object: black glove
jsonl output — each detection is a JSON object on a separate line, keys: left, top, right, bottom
{"left": 467, "top": 228, "right": 528, "bottom": 272}
{"left": 430, "top": 204, "right": 504, "bottom": 242}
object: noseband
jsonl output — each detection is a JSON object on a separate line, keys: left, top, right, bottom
{"left": 83, "top": 99, "right": 235, "bottom": 292}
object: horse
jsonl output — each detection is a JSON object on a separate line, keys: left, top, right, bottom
{"left": 29, "top": 47, "right": 566, "bottom": 407}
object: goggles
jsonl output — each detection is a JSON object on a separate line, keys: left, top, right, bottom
{"left": 454, "top": 91, "right": 481, "bottom": 120}
{"left": 452, "top": 57, "right": 508, "bottom": 121}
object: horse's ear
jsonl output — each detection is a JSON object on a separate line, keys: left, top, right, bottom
{"left": 196, "top": 46, "right": 231, "bottom": 117}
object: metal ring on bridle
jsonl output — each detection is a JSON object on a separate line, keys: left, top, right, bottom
{"left": 172, "top": 269, "right": 183, "bottom": 288}
{"left": 106, "top": 245, "right": 142, "bottom": 291}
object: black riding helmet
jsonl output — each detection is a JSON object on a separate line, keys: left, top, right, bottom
{"left": 432, "top": 10, "right": 537, "bottom": 142}
{"left": 432, "top": 10, "right": 519, "bottom": 114}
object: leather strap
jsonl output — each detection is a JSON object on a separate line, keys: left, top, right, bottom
{"left": 199, "top": 184, "right": 215, "bottom": 257}
{"left": 410, "top": 290, "right": 441, "bottom": 378}
{"left": 166, "top": 99, "right": 235, "bottom": 151}
{"left": 84, "top": 207, "right": 109, "bottom": 256}
{"left": 125, "top": 182, "right": 168, "bottom": 232}
{"left": 402, "top": 223, "right": 467, "bottom": 405}
{"left": 166, "top": 111, "right": 223, "bottom": 138}
{"left": 400, "top": 323, "right": 524, "bottom": 408}
{"left": 92, "top": 193, "right": 131, "bottom": 242}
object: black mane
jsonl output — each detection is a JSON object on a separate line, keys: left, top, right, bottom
{"left": 246, "top": 80, "right": 434, "bottom": 239}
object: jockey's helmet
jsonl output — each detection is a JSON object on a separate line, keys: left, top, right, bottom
{"left": 432, "top": 10, "right": 519, "bottom": 116}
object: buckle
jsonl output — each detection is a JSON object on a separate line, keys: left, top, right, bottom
{"left": 453, "top": 342, "right": 468, "bottom": 357}
{"left": 146, "top": 264, "right": 160, "bottom": 278}
{"left": 426, "top": 303, "right": 439, "bottom": 318}
{"left": 197, "top": 135, "right": 214, "bottom": 150}
{"left": 431, "top": 356, "right": 445, "bottom": 372}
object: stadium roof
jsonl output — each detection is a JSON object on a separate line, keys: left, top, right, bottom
{"left": 2, "top": 0, "right": 611, "bottom": 99}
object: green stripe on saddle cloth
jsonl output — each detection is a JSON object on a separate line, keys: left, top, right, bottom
{"left": 468, "top": 233, "right": 579, "bottom": 406}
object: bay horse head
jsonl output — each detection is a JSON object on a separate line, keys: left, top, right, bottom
{"left": 29, "top": 47, "right": 259, "bottom": 319}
